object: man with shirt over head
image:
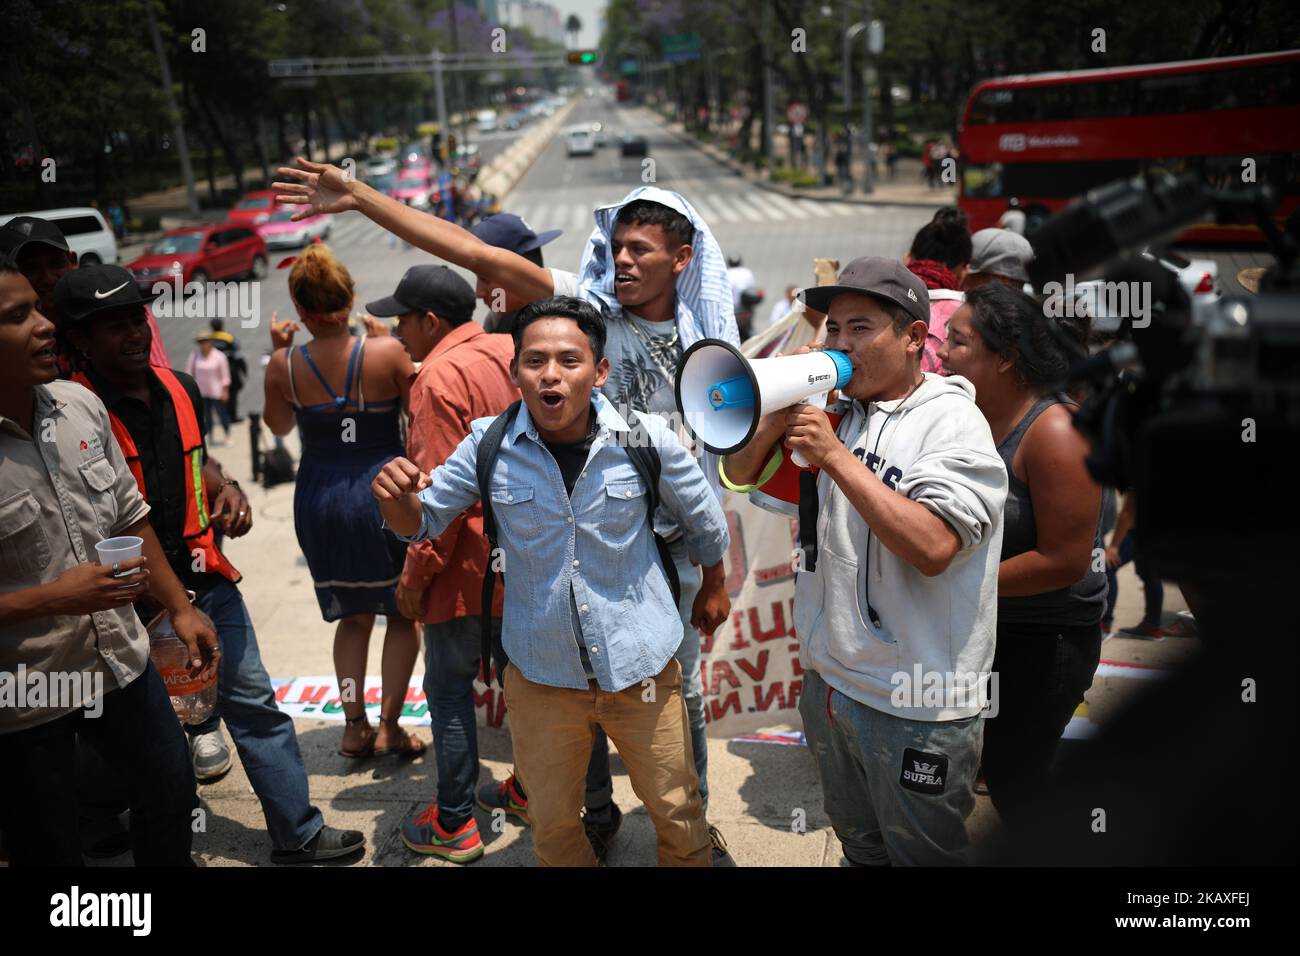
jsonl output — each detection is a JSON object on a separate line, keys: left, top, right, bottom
{"left": 275, "top": 158, "right": 742, "bottom": 863}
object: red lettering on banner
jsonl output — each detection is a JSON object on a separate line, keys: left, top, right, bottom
{"left": 405, "top": 686, "right": 426, "bottom": 704}
{"left": 707, "top": 661, "right": 741, "bottom": 695}
{"left": 364, "top": 685, "right": 383, "bottom": 704}
{"left": 274, "top": 684, "right": 290, "bottom": 703}
{"left": 709, "top": 691, "right": 742, "bottom": 722}
{"left": 789, "top": 679, "right": 803, "bottom": 709}
{"left": 754, "top": 562, "right": 794, "bottom": 585}
{"left": 729, "top": 612, "right": 751, "bottom": 650}
{"left": 297, "top": 685, "right": 330, "bottom": 704}
{"left": 749, "top": 601, "right": 789, "bottom": 642}
{"left": 736, "top": 650, "right": 770, "bottom": 682}
{"left": 753, "top": 681, "right": 786, "bottom": 711}
{"left": 474, "top": 686, "right": 507, "bottom": 728}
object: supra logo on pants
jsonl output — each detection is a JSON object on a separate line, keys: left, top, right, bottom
{"left": 899, "top": 747, "right": 948, "bottom": 794}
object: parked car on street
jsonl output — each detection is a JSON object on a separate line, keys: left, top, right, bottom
{"left": 126, "top": 224, "right": 267, "bottom": 289}
{"left": 0, "top": 206, "right": 117, "bottom": 265}
{"left": 390, "top": 164, "right": 433, "bottom": 208}
{"left": 226, "top": 190, "right": 280, "bottom": 227}
{"left": 565, "top": 125, "right": 596, "bottom": 157}
{"left": 620, "top": 133, "right": 649, "bottom": 158}
{"left": 256, "top": 206, "right": 332, "bottom": 249}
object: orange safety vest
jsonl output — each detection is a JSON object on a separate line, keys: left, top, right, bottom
{"left": 74, "top": 367, "right": 241, "bottom": 583}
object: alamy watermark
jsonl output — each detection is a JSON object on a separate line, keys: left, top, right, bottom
{"left": 149, "top": 265, "right": 261, "bottom": 329}
{"left": 889, "top": 665, "right": 999, "bottom": 717}
{"left": 1042, "top": 273, "right": 1151, "bottom": 329}
{"left": 0, "top": 665, "right": 105, "bottom": 718}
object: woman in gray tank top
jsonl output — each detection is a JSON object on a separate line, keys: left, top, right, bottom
{"left": 939, "top": 283, "right": 1105, "bottom": 829}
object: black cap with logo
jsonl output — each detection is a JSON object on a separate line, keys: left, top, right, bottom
{"left": 800, "top": 256, "right": 931, "bottom": 326}
{"left": 365, "top": 265, "right": 476, "bottom": 325}
{"left": 53, "top": 264, "right": 145, "bottom": 328}
{"left": 0, "top": 215, "right": 72, "bottom": 259}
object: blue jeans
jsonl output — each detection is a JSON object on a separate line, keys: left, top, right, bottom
{"left": 203, "top": 396, "right": 231, "bottom": 438}
{"left": 588, "top": 537, "right": 709, "bottom": 811}
{"left": 185, "top": 580, "right": 323, "bottom": 851}
{"left": 423, "top": 616, "right": 612, "bottom": 829}
{"left": 0, "top": 661, "right": 197, "bottom": 866}
{"left": 1104, "top": 531, "right": 1164, "bottom": 627}
{"left": 799, "top": 669, "right": 983, "bottom": 866}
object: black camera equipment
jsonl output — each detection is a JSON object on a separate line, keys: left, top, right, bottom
{"left": 1027, "top": 173, "right": 1300, "bottom": 594}
{"left": 991, "top": 173, "right": 1299, "bottom": 865}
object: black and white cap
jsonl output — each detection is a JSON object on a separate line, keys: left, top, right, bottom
{"left": 53, "top": 264, "right": 145, "bottom": 327}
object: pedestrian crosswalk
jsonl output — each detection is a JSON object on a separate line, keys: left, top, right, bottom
{"left": 507, "top": 191, "right": 885, "bottom": 231}
{"left": 320, "top": 188, "right": 892, "bottom": 253}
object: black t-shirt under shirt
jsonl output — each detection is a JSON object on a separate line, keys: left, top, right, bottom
{"left": 542, "top": 406, "right": 598, "bottom": 678}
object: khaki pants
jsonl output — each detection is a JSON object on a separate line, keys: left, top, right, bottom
{"left": 503, "top": 659, "right": 712, "bottom": 867}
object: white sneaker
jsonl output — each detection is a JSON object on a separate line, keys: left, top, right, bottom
{"left": 191, "top": 729, "right": 233, "bottom": 782}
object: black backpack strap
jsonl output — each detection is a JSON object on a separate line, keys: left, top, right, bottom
{"left": 624, "top": 415, "right": 681, "bottom": 609}
{"left": 798, "top": 470, "right": 819, "bottom": 573}
{"left": 476, "top": 400, "right": 522, "bottom": 687}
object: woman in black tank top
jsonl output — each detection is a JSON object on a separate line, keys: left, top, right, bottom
{"left": 939, "top": 283, "right": 1105, "bottom": 829}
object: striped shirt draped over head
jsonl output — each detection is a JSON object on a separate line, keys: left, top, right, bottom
{"left": 575, "top": 186, "right": 740, "bottom": 349}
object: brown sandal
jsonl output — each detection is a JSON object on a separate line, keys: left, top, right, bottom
{"left": 338, "top": 714, "right": 377, "bottom": 758}
{"left": 373, "top": 716, "right": 427, "bottom": 758}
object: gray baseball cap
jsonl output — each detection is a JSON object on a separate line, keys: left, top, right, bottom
{"left": 800, "top": 256, "right": 930, "bottom": 326}
{"left": 969, "top": 228, "right": 1034, "bottom": 283}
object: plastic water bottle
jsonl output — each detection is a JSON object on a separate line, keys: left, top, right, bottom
{"left": 147, "top": 611, "right": 217, "bottom": 725}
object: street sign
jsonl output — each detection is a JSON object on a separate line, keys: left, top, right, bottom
{"left": 620, "top": 58, "right": 640, "bottom": 75}
{"left": 662, "top": 32, "right": 702, "bottom": 64}
{"left": 786, "top": 101, "right": 808, "bottom": 124}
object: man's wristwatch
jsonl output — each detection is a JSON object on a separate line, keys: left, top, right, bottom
{"left": 215, "top": 477, "right": 241, "bottom": 495}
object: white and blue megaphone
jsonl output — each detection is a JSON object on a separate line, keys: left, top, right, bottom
{"left": 675, "top": 339, "right": 853, "bottom": 467}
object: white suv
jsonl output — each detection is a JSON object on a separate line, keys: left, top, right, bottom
{"left": 565, "top": 126, "right": 595, "bottom": 157}
{"left": 0, "top": 207, "right": 118, "bottom": 265}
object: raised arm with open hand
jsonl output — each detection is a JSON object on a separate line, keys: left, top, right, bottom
{"left": 274, "top": 157, "right": 553, "bottom": 306}
{"left": 274, "top": 157, "right": 359, "bottom": 217}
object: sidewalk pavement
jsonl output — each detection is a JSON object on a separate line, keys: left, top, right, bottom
{"left": 658, "top": 116, "right": 959, "bottom": 208}
{"left": 75, "top": 415, "right": 1196, "bottom": 867}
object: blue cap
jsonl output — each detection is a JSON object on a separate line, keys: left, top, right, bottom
{"left": 470, "top": 213, "right": 562, "bottom": 256}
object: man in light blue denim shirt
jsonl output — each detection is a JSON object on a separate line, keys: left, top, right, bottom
{"left": 374, "top": 297, "right": 730, "bottom": 866}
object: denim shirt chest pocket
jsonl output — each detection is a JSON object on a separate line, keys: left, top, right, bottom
{"left": 79, "top": 455, "right": 120, "bottom": 538}
{"left": 601, "top": 471, "right": 647, "bottom": 542}
{"left": 489, "top": 482, "right": 540, "bottom": 590}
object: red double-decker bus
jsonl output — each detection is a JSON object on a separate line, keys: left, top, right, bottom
{"left": 957, "top": 50, "right": 1300, "bottom": 242}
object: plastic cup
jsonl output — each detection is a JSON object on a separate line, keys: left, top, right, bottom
{"left": 95, "top": 536, "right": 144, "bottom": 576}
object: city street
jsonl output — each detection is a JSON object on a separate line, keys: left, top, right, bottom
{"left": 126, "top": 93, "right": 1201, "bottom": 868}
{"left": 152, "top": 96, "right": 936, "bottom": 412}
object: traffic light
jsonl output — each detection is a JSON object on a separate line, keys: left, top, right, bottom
{"left": 566, "top": 50, "right": 600, "bottom": 66}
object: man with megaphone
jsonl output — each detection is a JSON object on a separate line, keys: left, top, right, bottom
{"left": 707, "top": 257, "right": 1009, "bottom": 866}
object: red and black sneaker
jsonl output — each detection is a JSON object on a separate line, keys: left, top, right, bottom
{"left": 400, "top": 801, "right": 483, "bottom": 863}
{"left": 476, "top": 773, "right": 530, "bottom": 826}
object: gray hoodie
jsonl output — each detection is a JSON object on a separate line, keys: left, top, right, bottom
{"left": 794, "top": 373, "right": 1007, "bottom": 721}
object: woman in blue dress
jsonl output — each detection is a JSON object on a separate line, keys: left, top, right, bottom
{"left": 263, "top": 243, "right": 426, "bottom": 759}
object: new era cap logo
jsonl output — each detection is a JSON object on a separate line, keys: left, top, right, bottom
{"left": 907, "top": 288, "right": 918, "bottom": 302}
{"left": 94, "top": 281, "right": 129, "bottom": 299}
